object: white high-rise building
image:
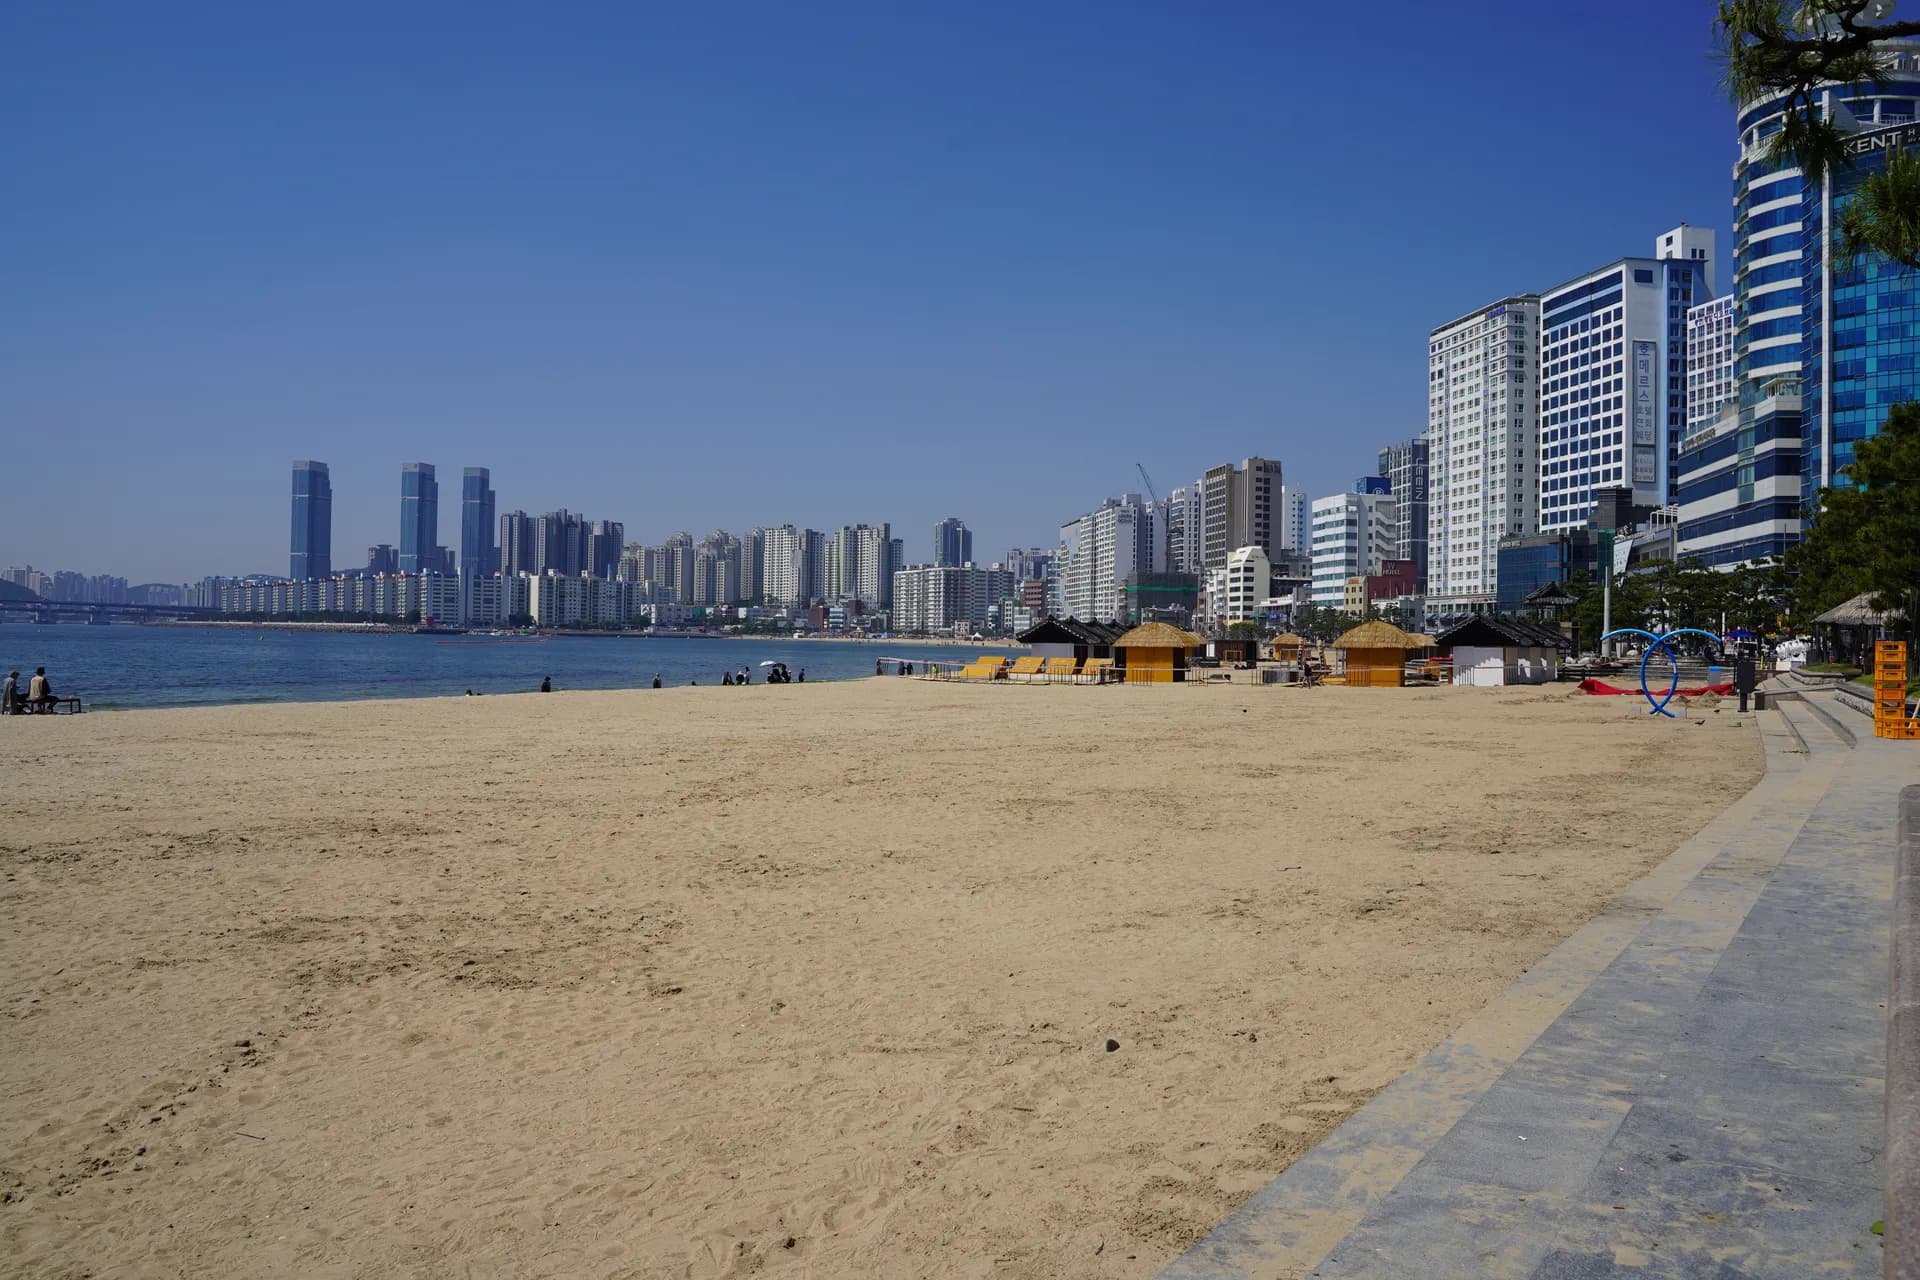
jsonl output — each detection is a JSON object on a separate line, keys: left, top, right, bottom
{"left": 892, "top": 564, "right": 1014, "bottom": 635}
{"left": 1223, "top": 545, "right": 1271, "bottom": 624}
{"left": 1164, "top": 483, "right": 1203, "bottom": 575}
{"left": 760, "top": 525, "right": 805, "bottom": 606}
{"left": 854, "top": 523, "right": 896, "bottom": 608}
{"left": 1427, "top": 295, "right": 1541, "bottom": 614}
{"left": 1685, "top": 294, "right": 1736, "bottom": 440}
{"left": 1309, "top": 490, "right": 1396, "bottom": 608}
{"left": 1539, "top": 226, "right": 1714, "bottom": 532}
{"left": 1056, "top": 494, "right": 1158, "bottom": 622}
{"left": 1277, "top": 484, "right": 1310, "bottom": 554}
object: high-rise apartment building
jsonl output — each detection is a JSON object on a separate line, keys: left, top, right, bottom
{"left": 1539, "top": 226, "right": 1714, "bottom": 534}
{"left": 1685, "top": 295, "right": 1736, "bottom": 440}
{"left": 933, "top": 518, "right": 972, "bottom": 567}
{"left": 1163, "top": 484, "right": 1203, "bottom": 575}
{"left": 366, "top": 544, "right": 398, "bottom": 576}
{"left": 1309, "top": 490, "right": 1397, "bottom": 608}
{"left": 535, "top": 510, "right": 587, "bottom": 576}
{"left": 290, "top": 460, "right": 332, "bottom": 581}
{"left": 1376, "top": 440, "right": 1429, "bottom": 590}
{"left": 853, "top": 523, "right": 895, "bottom": 608}
{"left": 460, "top": 468, "right": 496, "bottom": 578}
{"left": 1277, "top": 484, "right": 1309, "bottom": 554}
{"left": 1198, "top": 457, "right": 1284, "bottom": 571}
{"left": 399, "top": 463, "right": 439, "bottom": 574}
{"left": 760, "top": 525, "right": 808, "bottom": 606}
{"left": 1005, "top": 547, "right": 1054, "bottom": 583}
{"left": 740, "top": 528, "right": 767, "bottom": 603}
{"left": 499, "top": 511, "right": 536, "bottom": 576}
{"left": 586, "top": 520, "right": 624, "bottom": 579}
{"left": 1426, "top": 295, "right": 1540, "bottom": 613}
{"left": 891, "top": 564, "right": 1014, "bottom": 635}
{"left": 662, "top": 531, "right": 696, "bottom": 602}
{"left": 1056, "top": 494, "right": 1158, "bottom": 621}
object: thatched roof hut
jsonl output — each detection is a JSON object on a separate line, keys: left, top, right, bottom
{"left": 1113, "top": 621, "right": 1201, "bottom": 683}
{"left": 1330, "top": 621, "right": 1418, "bottom": 687}
{"left": 1331, "top": 621, "right": 1418, "bottom": 650}
{"left": 1115, "top": 621, "right": 1202, "bottom": 648}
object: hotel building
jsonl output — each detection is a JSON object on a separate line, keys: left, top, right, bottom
{"left": 1538, "top": 226, "right": 1714, "bottom": 536}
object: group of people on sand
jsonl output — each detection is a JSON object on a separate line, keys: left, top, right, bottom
{"left": 1, "top": 668, "right": 59, "bottom": 714}
{"left": 720, "top": 663, "right": 801, "bottom": 686}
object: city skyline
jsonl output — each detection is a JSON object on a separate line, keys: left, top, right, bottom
{"left": 1, "top": 1, "right": 1733, "bottom": 584}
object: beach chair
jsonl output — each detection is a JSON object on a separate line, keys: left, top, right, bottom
{"left": 1006, "top": 655, "right": 1045, "bottom": 682}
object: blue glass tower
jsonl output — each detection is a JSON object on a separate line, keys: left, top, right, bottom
{"left": 290, "top": 460, "right": 332, "bottom": 580}
{"left": 461, "top": 467, "right": 496, "bottom": 577}
{"left": 400, "top": 462, "right": 439, "bottom": 574}
{"left": 1733, "top": 42, "right": 1920, "bottom": 510}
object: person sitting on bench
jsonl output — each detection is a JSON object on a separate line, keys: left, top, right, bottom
{"left": 2, "top": 670, "right": 18, "bottom": 715}
{"left": 27, "top": 667, "right": 56, "bottom": 713}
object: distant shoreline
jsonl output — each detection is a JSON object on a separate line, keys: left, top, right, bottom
{"left": 144, "top": 620, "right": 1025, "bottom": 648}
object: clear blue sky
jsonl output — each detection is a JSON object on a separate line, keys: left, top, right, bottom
{"left": 2, "top": 0, "right": 1738, "bottom": 583}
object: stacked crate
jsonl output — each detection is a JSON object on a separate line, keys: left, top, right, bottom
{"left": 1876, "top": 641, "right": 1918, "bottom": 740}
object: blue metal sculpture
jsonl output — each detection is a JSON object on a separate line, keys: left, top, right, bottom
{"left": 1598, "top": 627, "right": 1728, "bottom": 718}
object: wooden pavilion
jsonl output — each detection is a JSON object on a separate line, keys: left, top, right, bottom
{"left": 1267, "top": 632, "right": 1307, "bottom": 664}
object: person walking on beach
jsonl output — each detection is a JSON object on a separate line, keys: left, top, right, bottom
{"left": 797, "top": 668, "right": 805, "bottom": 683}
{"left": 539, "top": 675, "right": 552, "bottom": 693}
{"left": 1, "top": 670, "right": 17, "bottom": 715}
{"left": 652, "top": 674, "right": 662, "bottom": 689}
{"left": 722, "top": 672, "right": 733, "bottom": 686}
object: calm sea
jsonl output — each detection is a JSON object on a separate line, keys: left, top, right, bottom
{"left": 0, "top": 623, "right": 1012, "bottom": 712}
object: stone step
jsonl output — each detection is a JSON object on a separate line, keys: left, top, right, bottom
{"left": 1161, "top": 718, "right": 1866, "bottom": 1278}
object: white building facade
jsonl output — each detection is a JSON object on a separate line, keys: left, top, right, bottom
{"left": 1223, "top": 545, "right": 1270, "bottom": 624}
{"left": 1277, "top": 484, "right": 1310, "bottom": 554}
{"left": 891, "top": 564, "right": 1015, "bottom": 635}
{"left": 1309, "top": 491, "right": 1396, "bottom": 607}
{"left": 1539, "top": 226, "right": 1715, "bottom": 534}
{"left": 1056, "top": 494, "right": 1158, "bottom": 621}
{"left": 1426, "top": 295, "right": 1540, "bottom": 613}
{"left": 1685, "top": 294, "right": 1736, "bottom": 439}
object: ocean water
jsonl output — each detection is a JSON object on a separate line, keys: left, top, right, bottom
{"left": 0, "top": 623, "right": 1012, "bottom": 712}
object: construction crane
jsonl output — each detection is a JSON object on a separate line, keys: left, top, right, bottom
{"left": 1135, "top": 463, "right": 1160, "bottom": 506}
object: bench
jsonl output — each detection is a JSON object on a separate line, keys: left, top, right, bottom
{"left": 12, "top": 696, "right": 83, "bottom": 715}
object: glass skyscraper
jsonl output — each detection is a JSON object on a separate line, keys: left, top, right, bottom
{"left": 461, "top": 467, "right": 496, "bottom": 577}
{"left": 400, "top": 462, "right": 439, "bottom": 574}
{"left": 933, "top": 517, "right": 972, "bottom": 567}
{"left": 290, "top": 460, "right": 332, "bottom": 581}
{"left": 1733, "top": 41, "right": 1920, "bottom": 510}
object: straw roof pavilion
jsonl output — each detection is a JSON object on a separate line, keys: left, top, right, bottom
{"left": 1331, "top": 621, "right": 1419, "bottom": 650}
{"left": 1114, "top": 621, "right": 1203, "bottom": 649}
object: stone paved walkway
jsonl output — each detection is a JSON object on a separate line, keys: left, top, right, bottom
{"left": 1163, "top": 695, "right": 1916, "bottom": 1279}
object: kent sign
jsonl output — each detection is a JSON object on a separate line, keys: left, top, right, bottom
{"left": 1845, "top": 123, "right": 1920, "bottom": 156}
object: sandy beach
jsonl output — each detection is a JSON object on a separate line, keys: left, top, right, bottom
{"left": 0, "top": 679, "right": 1761, "bottom": 1278}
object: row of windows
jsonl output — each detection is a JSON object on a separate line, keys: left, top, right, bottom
{"left": 1674, "top": 452, "right": 1799, "bottom": 505}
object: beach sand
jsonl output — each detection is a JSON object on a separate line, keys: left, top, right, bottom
{"left": 0, "top": 679, "right": 1761, "bottom": 1278}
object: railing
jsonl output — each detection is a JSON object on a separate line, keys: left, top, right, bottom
{"left": 1890, "top": 784, "right": 1920, "bottom": 1279}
